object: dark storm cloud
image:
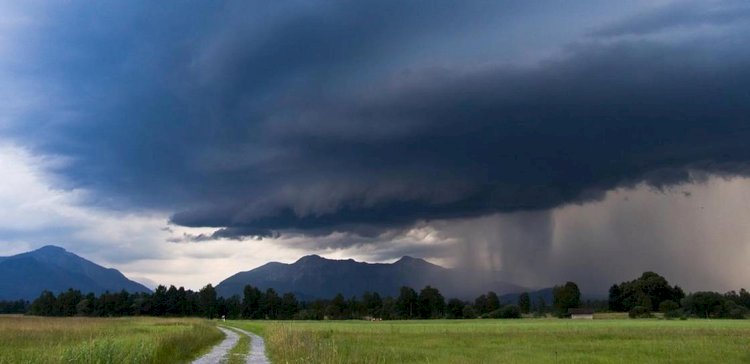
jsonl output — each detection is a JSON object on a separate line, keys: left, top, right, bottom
{"left": 13, "top": 1, "right": 750, "bottom": 240}
{"left": 171, "top": 227, "right": 277, "bottom": 243}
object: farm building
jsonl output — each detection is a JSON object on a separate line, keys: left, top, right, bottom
{"left": 568, "top": 308, "right": 594, "bottom": 319}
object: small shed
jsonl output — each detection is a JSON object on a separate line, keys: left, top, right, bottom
{"left": 568, "top": 308, "right": 594, "bottom": 319}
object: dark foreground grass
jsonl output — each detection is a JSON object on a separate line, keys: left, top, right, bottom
{"left": 0, "top": 316, "right": 222, "bottom": 364}
{"left": 229, "top": 318, "right": 750, "bottom": 364}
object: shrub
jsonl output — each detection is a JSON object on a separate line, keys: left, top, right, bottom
{"left": 500, "top": 305, "right": 521, "bottom": 319}
{"left": 462, "top": 305, "right": 477, "bottom": 319}
{"left": 664, "top": 309, "right": 683, "bottom": 319}
{"left": 728, "top": 308, "right": 746, "bottom": 319}
{"left": 488, "top": 305, "right": 521, "bottom": 319}
{"left": 724, "top": 301, "right": 747, "bottom": 319}
{"left": 659, "top": 300, "right": 679, "bottom": 313}
{"left": 628, "top": 306, "right": 651, "bottom": 319}
{"left": 660, "top": 300, "right": 681, "bottom": 319}
{"left": 681, "top": 291, "right": 724, "bottom": 318}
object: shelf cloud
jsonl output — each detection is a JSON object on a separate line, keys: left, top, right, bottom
{"left": 3, "top": 1, "right": 750, "bottom": 291}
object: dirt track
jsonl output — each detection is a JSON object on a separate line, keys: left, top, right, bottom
{"left": 192, "top": 325, "right": 270, "bottom": 364}
{"left": 192, "top": 327, "right": 240, "bottom": 364}
{"left": 229, "top": 326, "right": 270, "bottom": 364}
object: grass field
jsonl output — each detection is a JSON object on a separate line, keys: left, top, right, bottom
{"left": 227, "top": 317, "right": 750, "bottom": 364}
{"left": 3, "top": 316, "right": 750, "bottom": 363}
{"left": 0, "top": 316, "right": 222, "bottom": 364}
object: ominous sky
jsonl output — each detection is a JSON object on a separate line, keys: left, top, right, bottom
{"left": 1, "top": 0, "right": 750, "bottom": 293}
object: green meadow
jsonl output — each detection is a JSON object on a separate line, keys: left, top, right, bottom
{"left": 0, "top": 316, "right": 222, "bottom": 364}
{"left": 227, "top": 317, "right": 750, "bottom": 364}
{"left": 3, "top": 315, "right": 750, "bottom": 363}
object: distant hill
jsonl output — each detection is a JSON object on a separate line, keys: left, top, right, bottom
{"left": 216, "top": 255, "right": 530, "bottom": 300}
{"left": 0, "top": 245, "right": 151, "bottom": 300}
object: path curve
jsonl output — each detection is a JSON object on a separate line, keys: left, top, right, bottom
{"left": 192, "top": 327, "right": 240, "bottom": 364}
{"left": 229, "top": 327, "right": 271, "bottom": 364}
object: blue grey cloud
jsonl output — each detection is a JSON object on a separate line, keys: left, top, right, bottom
{"left": 8, "top": 1, "right": 750, "bottom": 240}
{"left": 591, "top": 0, "right": 750, "bottom": 37}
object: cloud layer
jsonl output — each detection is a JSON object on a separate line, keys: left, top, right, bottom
{"left": 2, "top": 1, "right": 750, "bottom": 292}
{"left": 7, "top": 1, "right": 747, "bottom": 240}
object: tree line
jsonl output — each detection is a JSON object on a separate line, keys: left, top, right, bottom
{"left": 0, "top": 299, "right": 28, "bottom": 314}
{"left": 608, "top": 271, "right": 750, "bottom": 319}
{"left": 3, "top": 271, "right": 747, "bottom": 319}
{"left": 10, "top": 284, "right": 534, "bottom": 319}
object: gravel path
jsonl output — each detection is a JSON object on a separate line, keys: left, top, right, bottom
{"left": 192, "top": 327, "right": 240, "bottom": 364}
{"left": 229, "top": 327, "right": 271, "bottom": 364}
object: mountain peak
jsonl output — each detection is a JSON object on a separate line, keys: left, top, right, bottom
{"left": 0, "top": 245, "right": 151, "bottom": 300}
{"left": 395, "top": 255, "right": 423, "bottom": 264}
{"left": 295, "top": 254, "right": 325, "bottom": 263}
{"left": 31, "top": 245, "right": 69, "bottom": 256}
{"left": 35, "top": 245, "right": 67, "bottom": 253}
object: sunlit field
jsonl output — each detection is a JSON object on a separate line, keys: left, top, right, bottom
{"left": 228, "top": 317, "right": 750, "bottom": 364}
{"left": 0, "top": 316, "right": 222, "bottom": 364}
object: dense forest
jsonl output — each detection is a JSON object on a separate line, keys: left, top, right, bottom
{"left": 1, "top": 272, "right": 747, "bottom": 320}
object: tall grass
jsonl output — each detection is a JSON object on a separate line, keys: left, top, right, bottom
{"left": 234, "top": 319, "right": 750, "bottom": 364}
{"left": 0, "top": 316, "right": 222, "bottom": 364}
{"left": 263, "top": 323, "right": 340, "bottom": 364}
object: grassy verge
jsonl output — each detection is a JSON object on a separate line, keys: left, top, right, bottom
{"left": 223, "top": 327, "right": 250, "bottom": 364}
{"left": 0, "top": 316, "right": 223, "bottom": 364}
{"left": 231, "top": 318, "right": 750, "bottom": 364}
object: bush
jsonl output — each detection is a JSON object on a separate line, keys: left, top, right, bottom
{"left": 488, "top": 305, "right": 521, "bottom": 319}
{"left": 659, "top": 300, "right": 679, "bottom": 313}
{"left": 628, "top": 306, "right": 652, "bottom": 319}
{"left": 681, "top": 291, "right": 724, "bottom": 318}
{"left": 728, "top": 308, "right": 746, "bottom": 319}
{"left": 660, "top": 300, "right": 681, "bottom": 319}
{"left": 724, "top": 301, "right": 747, "bottom": 319}
{"left": 462, "top": 305, "right": 477, "bottom": 319}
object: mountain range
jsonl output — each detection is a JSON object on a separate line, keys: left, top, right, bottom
{"left": 1, "top": 245, "right": 555, "bottom": 303}
{"left": 216, "top": 254, "right": 531, "bottom": 300}
{"left": 0, "top": 245, "right": 151, "bottom": 300}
